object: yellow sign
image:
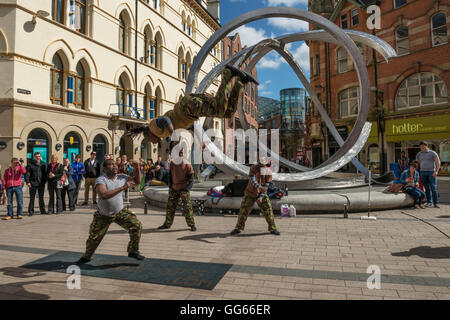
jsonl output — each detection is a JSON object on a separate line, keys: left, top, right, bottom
{"left": 386, "top": 114, "right": 450, "bottom": 142}
{"left": 70, "top": 137, "right": 74, "bottom": 145}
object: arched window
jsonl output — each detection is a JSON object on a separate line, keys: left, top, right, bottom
{"left": 154, "top": 32, "right": 162, "bottom": 70}
{"left": 339, "top": 87, "right": 360, "bottom": 118}
{"left": 144, "top": 84, "right": 152, "bottom": 120}
{"left": 52, "top": 0, "right": 65, "bottom": 24}
{"left": 337, "top": 47, "right": 348, "bottom": 73}
{"left": 154, "top": 87, "right": 162, "bottom": 118}
{"left": 27, "top": 129, "right": 50, "bottom": 163}
{"left": 431, "top": 13, "right": 448, "bottom": 47}
{"left": 178, "top": 47, "right": 185, "bottom": 80}
{"left": 119, "top": 13, "right": 126, "bottom": 54}
{"left": 50, "top": 54, "right": 64, "bottom": 105}
{"left": 74, "top": 62, "right": 85, "bottom": 109}
{"left": 144, "top": 27, "right": 152, "bottom": 64}
{"left": 117, "top": 77, "right": 128, "bottom": 115}
{"left": 395, "top": 26, "right": 409, "bottom": 55}
{"left": 395, "top": 72, "right": 448, "bottom": 109}
{"left": 64, "top": 131, "right": 82, "bottom": 162}
{"left": 93, "top": 134, "right": 108, "bottom": 163}
{"left": 73, "top": 0, "right": 87, "bottom": 34}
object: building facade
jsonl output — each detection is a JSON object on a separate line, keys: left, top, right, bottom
{"left": 222, "top": 33, "right": 258, "bottom": 161}
{"left": 257, "top": 95, "right": 281, "bottom": 157}
{"left": 0, "top": 0, "right": 221, "bottom": 167}
{"left": 307, "top": 0, "right": 450, "bottom": 174}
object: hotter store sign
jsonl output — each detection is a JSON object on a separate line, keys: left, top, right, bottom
{"left": 386, "top": 114, "right": 450, "bottom": 142}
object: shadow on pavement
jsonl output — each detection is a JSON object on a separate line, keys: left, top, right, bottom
{"left": 0, "top": 267, "right": 65, "bottom": 300}
{"left": 108, "top": 228, "right": 190, "bottom": 235}
{"left": 23, "top": 261, "right": 139, "bottom": 271}
{"left": 437, "top": 215, "right": 450, "bottom": 218}
{"left": 177, "top": 232, "right": 230, "bottom": 244}
{"left": 392, "top": 246, "right": 450, "bottom": 259}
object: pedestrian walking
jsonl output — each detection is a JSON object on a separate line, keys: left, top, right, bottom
{"left": 61, "top": 158, "right": 76, "bottom": 212}
{"left": 2, "top": 158, "right": 26, "bottom": 220}
{"left": 82, "top": 152, "right": 101, "bottom": 205}
{"left": 47, "top": 154, "right": 63, "bottom": 214}
{"left": 25, "top": 152, "right": 47, "bottom": 216}
{"left": 416, "top": 142, "right": 441, "bottom": 208}
{"left": 77, "top": 159, "right": 144, "bottom": 264}
{"left": 72, "top": 154, "right": 85, "bottom": 206}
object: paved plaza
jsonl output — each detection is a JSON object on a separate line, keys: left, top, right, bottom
{"left": 0, "top": 188, "right": 450, "bottom": 300}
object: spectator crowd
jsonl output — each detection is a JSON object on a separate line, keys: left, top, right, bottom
{"left": 0, "top": 151, "right": 173, "bottom": 220}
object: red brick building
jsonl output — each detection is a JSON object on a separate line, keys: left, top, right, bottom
{"left": 222, "top": 33, "right": 259, "bottom": 159}
{"left": 307, "top": 0, "right": 450, "bottom": 175}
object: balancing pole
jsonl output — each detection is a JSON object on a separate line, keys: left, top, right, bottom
{"left": 361, "top": 170, "right": 377, "bottom": 220}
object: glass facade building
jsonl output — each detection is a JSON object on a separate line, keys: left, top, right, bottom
{"left": 280, "top": 88, "right": 308, "bottom": 131}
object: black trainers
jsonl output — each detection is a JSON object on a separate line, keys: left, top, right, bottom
{"left": 190, "top": 226, "right": 197, "bottom": 232}
{"left": 128, "top": 252, "right": 145, "bottom": 260}
{"left": 230, "top": 229, "right": 241, "bottom": 236}
{"left": 270, "top": 230, "right": 281, "bottom": 236}
{"left": 158, "top": 224, "right": 170, "bottom": 230}
{"left": 225, "top": 65, "right": 259, "bottom": 85}
{"left": 76, "top": 256, "right": 91, "bottom": 265}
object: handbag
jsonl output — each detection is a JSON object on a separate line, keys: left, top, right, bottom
{"left": 385, "top": 183, "right": 405, "bottom": 194}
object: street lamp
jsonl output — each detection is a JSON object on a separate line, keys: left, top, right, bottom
{"left": 32, "top": 10, "right": 50, "bottom": 25}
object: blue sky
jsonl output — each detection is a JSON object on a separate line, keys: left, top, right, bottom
{"left": 219, "top": 0, "right": 311, "bottom": 100}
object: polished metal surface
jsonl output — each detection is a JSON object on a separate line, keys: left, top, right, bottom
{"left": 185, "top": 7, "right": 396, "bottom": 182}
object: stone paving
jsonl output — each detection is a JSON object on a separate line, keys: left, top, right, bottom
{"left": 0, "top": 188, "right": 449, "bottom": 300}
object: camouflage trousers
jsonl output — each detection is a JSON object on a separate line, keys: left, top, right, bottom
{"left": 179, "top": 68, "right": 244, "bottom": 118}
{"left": 83, "top": 209, "right": 143, "bottom": 259}
{"left": 164, "top": 189, "right": 195, "bottom": 227}
{"left": 236, "top": 195, "right": 277, "bottom": 232}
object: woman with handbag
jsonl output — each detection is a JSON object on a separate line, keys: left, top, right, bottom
{"left": 47, "top": 154, "right": 63, "bottom": 214}
{"left": 399, "top": 160, "right": 426, "bottom": 209}
{"left": 61, "top": 158, "right": 76, "bottom": 212}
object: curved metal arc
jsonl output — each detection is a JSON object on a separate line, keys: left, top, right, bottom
{"left": 188, "top": 8, "right": 370, "bottom": 182}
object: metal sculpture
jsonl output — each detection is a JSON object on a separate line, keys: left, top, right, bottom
{"left": 185, "top": 8, "right": 396, "bottom": 182}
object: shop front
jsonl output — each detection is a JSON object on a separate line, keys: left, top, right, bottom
{"left": 386, "top": 114, "right": 450, "bottom": 176}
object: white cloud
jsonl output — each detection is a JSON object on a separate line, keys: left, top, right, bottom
{"left": 267, "top": 18, "right": 309, "bottom": 32}
{"left": 257, "top": 52, "right": 283, "bottom": 69}
{"left": 266, "top": 0, "right": 308, "bottom": 6}
{"left": 290, "top": 42, "right": 310, "bottom": 73}
{"left": 258, "top": 79, "right": 273, "bottom": 91}
{"left": 231, "top": 25, "right": 268, "bottom": 47}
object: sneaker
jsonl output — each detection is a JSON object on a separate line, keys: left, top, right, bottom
{"left": 434, "top": 204, "right": 440, "bottom": 208}
{"left": 81, "top": 202, "right": 88, "bottom": 206}
{"left": 158, "top": 224, "right": 170, "bottom": 230}
{"left": 76, "top": 256, "right": 91, "bottom": 265}
{"left": 225, "top": 65, "right": 259, "bottom": 85}
{"left": 190, "top": 226, "right": 197, "bottom": 232}
{"left": 230, "top": 228, "right": 241, "bottom": 236}
{"left": 17, "top": 215, "right": 23, "bottom": 219}
{"left": 270, "top": 230, "right": 281, "bottom": 236}
{"left": 128, "top": 252, "right": 145, "bottom": 260}
{"left": 2, "top": 216, "right": 12, "bottom": 221}
{"left": 425, "top": 203, "right": 433, "bottom": 207}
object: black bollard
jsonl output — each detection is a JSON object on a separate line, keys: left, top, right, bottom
{"left": 144, "top": 201, "right": 148, "bottom": 215}
{"left": 344, "top": 204, "right": 348, "bottom": 219}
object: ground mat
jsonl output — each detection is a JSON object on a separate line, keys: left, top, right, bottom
{"left": 21, "top": 251, "right": 232, "bottom": 290}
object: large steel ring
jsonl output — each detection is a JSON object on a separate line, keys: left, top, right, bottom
{"left": 186, "top": 8, "right": 389, "bottom": 182}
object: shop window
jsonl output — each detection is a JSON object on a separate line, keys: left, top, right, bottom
{"left": 395, "top": 72, "right": 448, "bottom": 109}
{"left": 395, "top": 26, "right": 409, "bottom": 56}
{"left": 431, "top": 13, "right": 448, "bottom": 47}
{"left": 339, "top": 87, "right": 360, "bottom": 118}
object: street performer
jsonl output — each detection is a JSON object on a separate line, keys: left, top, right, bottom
{"left": 128, "top": 65, "right": 258, "bottom": 143}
